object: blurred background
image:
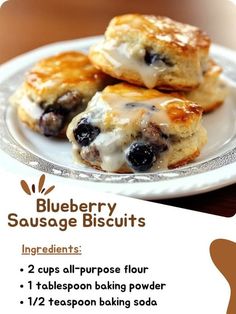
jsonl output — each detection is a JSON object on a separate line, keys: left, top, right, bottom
{"left": 0, "top": 0, "right": 236, "bottom": 64}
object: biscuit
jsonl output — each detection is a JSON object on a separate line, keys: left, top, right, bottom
{"left": 10, "top": 51, "right": 111, "bottom": 137}
{"left": 183, "top": 60, "right": 228, "bottom": 112}
{"left": 67, "top": 83, "right": 207, "bottom": 173}
{"left": 89, "top": 14, "right": 210, "bottom": 90}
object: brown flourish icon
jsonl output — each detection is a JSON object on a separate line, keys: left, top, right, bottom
{"left": 210, "top": 239, "right": 236, "bottom": 314}
{"left": 20, "top": 174, "right": 55, "bottom": 196}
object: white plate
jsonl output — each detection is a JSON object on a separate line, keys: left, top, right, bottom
{"left": 0, "top": 36, "right": 236, "bottom": 200}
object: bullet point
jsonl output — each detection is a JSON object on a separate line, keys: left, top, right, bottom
{"left": 20, "top": 284, "right": 24, "bottom": 288}
{"left": 20, "top": 268, "right": 24, "bottom": 272}
{"left": 20, "top": 301, "right": 24, "bottom": 304}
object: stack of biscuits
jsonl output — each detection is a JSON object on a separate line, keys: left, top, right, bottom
{"left": 11, "top": 14, "right": 228, "bottom": 173}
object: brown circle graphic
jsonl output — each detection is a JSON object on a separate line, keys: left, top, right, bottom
{"left": 210, "top": 239, "right": 236, "bottom": 314}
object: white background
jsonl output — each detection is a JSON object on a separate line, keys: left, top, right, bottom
{"left": 0, "top": 166, "right": 235, "bottom": 313}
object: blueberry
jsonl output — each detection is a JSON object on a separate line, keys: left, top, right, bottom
{"left": 144, "top": 50, "right": 173, "bottom": 67}
{"left": 126, "top": 102, "right": 158, "bottom": 111}
{"left": 144, "top": 51, "right": 161, "bottom": 65}
{"left": 126, "top": 103, "right": 138, "bottom": 108}
{"left": 73, "top": 118, "right": 100, "bottom": 147}
{"left": 39, "top": 105, "right": 67, "bottom": 137}
{"left": 126, "top": 142, "right": 156, "bottom": 172}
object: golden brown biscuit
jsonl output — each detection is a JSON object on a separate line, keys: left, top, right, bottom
{"left": 10, "top": 51, "right": 112, "bottom": 137}
{"left": 183, "top": 60, "right": 228, "bottom": 112}
{"left": 67, "top": 83, "right": 207, "bottom": 173}
{"left": 89, "top": 14, "right": 210, "bottom": 90}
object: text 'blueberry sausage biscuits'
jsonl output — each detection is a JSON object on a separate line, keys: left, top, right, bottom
{"left": 67, "top": 83, "right": 207, "bottom": 173}
{"left": 89, "top": 14, "right": 211, "bottom": 90}
{"left": 10, "top": 51, "right": 111, "bottom": 137}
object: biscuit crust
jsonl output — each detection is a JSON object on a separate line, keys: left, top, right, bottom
{"left": 98, "top": 83, "right": 203, "bottom": 138}
{"left": 105, "top": 14, "right": 210, "bottom": 54}
{"left": 183, "top": 60, "right": 228, "bottom": 112}
{"left": 10, "top": 51, "right": 112, "bottom": 137}
{"left": 89, "top": 14, "right": 211, "bottom": 90}
{"left": 67, "top": 83, "right": 207, "bottom": 173}
{"left": 25, "top": 51, "right": 110, "bottom": 105}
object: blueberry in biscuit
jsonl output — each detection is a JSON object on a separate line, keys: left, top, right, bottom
{"left": 89, "top": 14, "right": 211, "bottom": 90}
{"left": 73, "top": 118, "right": 101, "bottom": 147}
{"left": 126, "top": 142, "right": 156, "bottom": 172}
{"left": 10, "top": 51, "right": 112, "bottom": 137}
{"left": 67, "top": 83, "right": 207, "bottom": 173}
